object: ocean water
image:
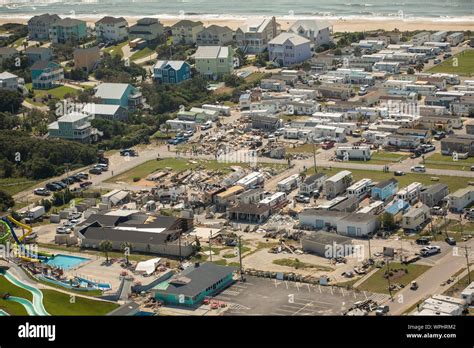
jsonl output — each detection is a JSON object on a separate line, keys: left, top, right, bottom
{"left": 0, "top": 0, "right": 472, "bottom": 21}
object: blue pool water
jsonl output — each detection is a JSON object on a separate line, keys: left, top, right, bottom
{"left": 44, "top": 254, "right": 90, "bottom": 270}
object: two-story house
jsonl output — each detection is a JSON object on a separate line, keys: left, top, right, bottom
{"left": 288, "top": 19, "right": 333, "bottom": 47}
{"left": 268, "top": 33, "right": 312, "bottom": 67}
{"left": 235, "top": 17, "right": 280, "bottom": 54}
{"left": 0, "top": 72, "right": 21, "bottom": 91}
{"left": 31, "top": 60, "right": 64, "bottom": 89}
{"left": 194, "top": 46, "right": 234, "bottom": 80}
{"left": 49, "top": 18, "right": 87, "bottom": 44}
{"left": 95, "top": 16, "right": 128, "bottom": 43}
{"left": 152, "top": 60, "right": 191, "bottom": 84}
{"left": 94, "top": 82, "right": 142, "bottom": 110}
{"left": 0, "top": 47, "right": 19, "bottom": 64}
{"left": 196, "top": 25, "right": 233, "bottom": 46}
{"left": 48, "top": 112, "right": 101, "bottom": 143}
{"left": 371, "top": 178, "right": 399, "bottom": 202}
{"left": 25, "top": 47, "right": 52, "bottom": 65}
{"left": 171, "top": 20, "right": 204, "bottom": 45}
{"left": 129, "top": 17, "right": 164, "bottom": 42}
{"left": 74, "top": 46, "right": 101, "bottom": 73}
{"left": 27, "top": 13, "right": 60, "bottom": 40}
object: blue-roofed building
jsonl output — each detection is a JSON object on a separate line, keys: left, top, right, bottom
{"left": 151, "top": 262, "right": 235, "bottom": 307}
{"left": 385, "top": 199, "right": 410, "bottom": 223}
{"left": 152, "top": 60, "right": 191, "bottom": 84}
{"left": 371, "top": 178, "right": 398, "bottom": 202}
{"left": 93, "top": 83, "right": 142, "bottom": 110}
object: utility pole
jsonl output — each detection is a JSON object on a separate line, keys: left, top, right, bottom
{"left": 238, "top": 236, "right": 244, "bottom": 280}
{"left": 312, "top": 142, "right": 317, "bottom": 173}
{"left": 464, "top": 245, "right": 471, "bottom": 284}
{"left": 209, "top": 230, "right": 212, "bottom": 262}
{"left": 367, "top": 235, "right": 372, "bottom": 260}
{"left": 386, "top": 257, "right": 393, "bottom": 301}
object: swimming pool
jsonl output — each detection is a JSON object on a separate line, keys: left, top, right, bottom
{"left": 44, "top": 254, "right": 90, "bottom": 270}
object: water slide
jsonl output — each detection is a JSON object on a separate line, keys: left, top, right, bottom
{"left": 0, "top": 216, "right": 45, "bottom": 261}
{"left": 6, "top": 215, "right": 33, "bottom": 242}
{"left": 4, "top": 270, "right": 49, "bottom": 316}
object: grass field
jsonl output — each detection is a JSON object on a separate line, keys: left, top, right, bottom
{"left": 26, "top": 83, "right": 79, "bottom": 100}
{"left": 349, "top": 151, "right": 409, "bottom": 165}
{"left": 424, "top": 153, "right": 474, "bottom": 172}
{"left": 285, "top": 143, "right": 319, "bottom": 154}
{"left": 427, "top": 49, "right": 474, "bottom": 76}
{"left": 0, "top": 177, "right": 39, "bottom": 196}
{"left": 309, "top": 166, "right": 468, "bottom": 193}
{"left": 357, "top": 263, "right": 431, "bottom": 294}
{"left": 103, "top": 40, "right": 128, "bottom": 57}
{"left": 41, "top": 289, "right": 119, "bottom": 316}
{"left": 130, "top": 46, "right": 155, "bottom": 61}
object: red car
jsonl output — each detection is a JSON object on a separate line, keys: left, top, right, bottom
{"left": 321, "top": 141, "right": 335, "bottom": 150}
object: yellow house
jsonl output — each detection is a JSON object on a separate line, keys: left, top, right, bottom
{"left": 194, "top": 46, "right": 234, "bottom": 80}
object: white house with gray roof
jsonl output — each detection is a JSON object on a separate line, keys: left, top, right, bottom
{"left": 196, "top": 25, "right": 233, "bottom": 46}
{"left": 268, "top": 33, "right": 312, "bottom": 67}
{"left": 235, "top": 17, "right": 280, "bottom": 54}
{"left": 95, "top": 16, "right": 128, "bottom": 43}
{"left": 289, "top": 19, "right": 333, "bottom": 47}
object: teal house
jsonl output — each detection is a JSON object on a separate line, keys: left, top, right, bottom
{"left": 152, "top": 60, "right": 191, "bottom": 84}
{"left": 49, "top": 18, "right": 87, "bottom": 44}
{"left": 47, "top": 112, "right": 101, "bottom": 143}
{"left": 94, "top": 82, "right": 143, "bottom": 110}
{"left": 152, "top": 263, "right": 235, "bottom": 307}
{"left": 31, "top": 60, "right": 64, "bottom": 89}
{"left": 371, "top": 178, "right": 398, "bottom": 202}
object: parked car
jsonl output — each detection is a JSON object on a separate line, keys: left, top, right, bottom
{"left": 321, "top": 141, "right": 334, "bottom": 150}
{"left": 53, "top": 181, "right": 67, "bottom": 189}
{"left": 434, "top": 58, "right": 441, "bottom": 64}
{"left": 430, "top": 206, "right": 445, "bottom": 216}
{"left": 411, "top": 165, "right": 426, "bottom": 173}
{"left": 183, "top": 130, "right": 194, "bottom": 138}
{"left": 45, "top": 183, "right": 62, "bottom": 192}
{"left": 76, "top": 172, "right": 89, "bottom": 180}
{"left": 33, "top": 188, "right": 50, "bottom": 196}
{"left": 421, "top": 144, "right": 435, "bottom": 153}
{"left": 56, "top": 227, "right": 71, "bottom": 234}
{"left": 375, "top": 305, "right": 390, "bottom": 316}
{"left": 96, "top": 163, "right": 108, "bottom": 171}
{"left": 394, "top": 171, "right": 405, "bottom": 176}
{"left": 445, "top": 237, "right": 456, "bottom": 246}
{"left": 89, "top": 167, "right": 102, "bottom": 175}
{"left": 416, "top": 237, "right": 431, "bottom": 245}
{"left": 120, "top": 149, "right": 137, "bottom": 156}
{"left": 80, "top": 181, "right": 93, "bottom": 188}
{"left": 294, "top": 194, "right": 310, "bottom": 203}
{"left": 420, "top": 245, "right": 441, "bottom": 257}
{"left": 434, "top": 132, "right": 446, "bottom": 140}
{"left": 410, "top": 281, "right": 419, "bottom": 290}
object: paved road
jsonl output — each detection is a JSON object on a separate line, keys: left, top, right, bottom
{"left": 384, "top": 238, "right": 474, "bottom": 315}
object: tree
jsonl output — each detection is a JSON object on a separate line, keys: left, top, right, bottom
{"left": 120, "top": 241, "right": 133, "bottom": 265}
{"left": 334, "top": 48, "right": 342, "bottom": 56}
{"left": 353, "top": 46, "right": 362, "bottom": 57}
{"left": 380, "top": 213, "right": 396, "bottom": 231}
{"left": 223, "top": 74, "right": 244, "bottom": 87}
{"left": 0, "top": 190, "right": 14, "bottom": 212}
{"left": 407, "top": 67, "right": 415, "bottom": 74}
{"left": 415, "top": 62, "right": 424, "bottom": 73}
{"left": 0, "top": 90, "right": 24, "bottom": 113}
{"left": 99, "top": 240, "right": 113, "bottom": 263}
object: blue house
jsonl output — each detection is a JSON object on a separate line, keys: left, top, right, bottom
{"left": 151, "top": 262, "right": 235, "bottom": 307}
{"left": 371, "top": 178, "right": 398, "bottom": 201}
{"left": 152, "top": 60, "right": 191, "bottom": 84}
{"left": 31, "top": 60, "right": 64, "bottom": 89}
{"left": 94, "top": 83, "right": 142, "bottom": 110}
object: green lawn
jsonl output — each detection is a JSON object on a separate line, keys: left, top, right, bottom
{"left": 41, "top": 289, "right": 119, "bottom": 316}
{"left": 286, "top": 143, "right": 319, "bottom": 154}
{"left": 428, "top": 49, "right": 474, "bottom": 76}
{"left": 0, "top": 177, "right": 39, "bottom": 196}
{"left": 26, "top": 83, "right": 79, "bottom": 100}
{"left": 130, "top": 46, "right": 155, "bottom": 61}
{"left": 424, "top": 153, "right": 474, "bottom": 172}
{"left": 357, "top": 263, "right": 431, "bottom": 294}
{"left": 310, "top": 166, "right": 469, "bottom": 192}
{"left": 443, "top": 270, "right": 474, "bottom": 297}
{"left": 103, "top": 40, "right": 128, "bottom": 57}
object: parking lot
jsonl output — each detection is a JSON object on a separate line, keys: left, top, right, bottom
{"left": 214, "top": 276, "right": 389, "bottom": 315}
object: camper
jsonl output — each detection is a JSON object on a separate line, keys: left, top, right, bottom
{"left": 277, "top": 174, "right": 301, "bottom": 193}
{"left": 396, "top": 182, "right": 423, "bottom": 204}
{"left": 324, "top": 170, "right": 353, "bottom": 199}
{"left": 335, "top": 146, "right": 371, "bottom": 161}
{"left": 346, "top": 179, "right": 373, "bottom": 201}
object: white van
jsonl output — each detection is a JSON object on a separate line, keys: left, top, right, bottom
{"left": 411, "top": 165, "right": 426, "bottom": 173}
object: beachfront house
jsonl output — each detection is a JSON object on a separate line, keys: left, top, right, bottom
{"left": 268, "top": 33, "right": 312, "bottom": 67}
{"left": 196, "top": 25, "right": 234, "bottom": 46}
{"left": 95, "top": 16, "right": 128, "bottom": 43}
{"left": 49, "top": 18, "right": 87, "bottom": 44}
{"left": 288, "top": 19, "right": 333, "bottom": 47}
{"left": 31, "top": 60, "right": 64, "bottom": 89}
{"left": 194, "top": 46, "right": 233, "bottom": 79}
{"left": 94, "top": 82, "right": 142, "bottom": 110}
{"left": 129, "top": 18, "right": 164, "bottom": 42}
{"left": 171, "top": 20, "right": 204, "bottom": 45}
{"left": 27, "top": 13, "right": 60, "bottom": 40}
{"left": 152, "top": 60, "right": 191, "bottom": 84}
{"left": 0, "top": 72, "right": 21, "bottom": 91}
{"left": 236, "top": 17, "right": 280, "bottom": 54}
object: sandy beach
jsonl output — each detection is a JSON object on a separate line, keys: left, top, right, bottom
{"left": 0, "top": 16, "right": 473, "bottom": 32}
